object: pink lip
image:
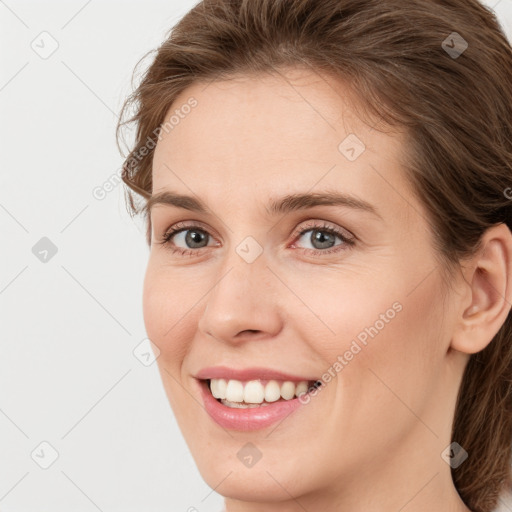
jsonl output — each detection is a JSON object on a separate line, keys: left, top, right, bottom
{"left": 198, "top": 379, "right": 309, "bottom": 431}
{"left": 195, "top": 365, "right": 317, "bottom": 382}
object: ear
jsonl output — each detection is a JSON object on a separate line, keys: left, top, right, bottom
{"left": 450, "top": 223, "right": 512, "bottom": 355}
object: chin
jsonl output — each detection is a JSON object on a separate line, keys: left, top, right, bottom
{"left": 195, "top": 459, "right": 306, "bottom": 503}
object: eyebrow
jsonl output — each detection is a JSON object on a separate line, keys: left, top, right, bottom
{"left": 144, "top": 190, "right": 382, "bottom": 219}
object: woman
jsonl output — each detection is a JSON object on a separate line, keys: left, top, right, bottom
{"left": 117, "top": 1, "right": 512, "bottom": 510}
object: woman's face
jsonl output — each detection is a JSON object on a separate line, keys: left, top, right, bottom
{"left": 144, "top": 68, "right": 467, "bottom": 506}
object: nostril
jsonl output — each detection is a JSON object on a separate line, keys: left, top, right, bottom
{"left": 238, "top": 329, "right": 261, "bottom": 337}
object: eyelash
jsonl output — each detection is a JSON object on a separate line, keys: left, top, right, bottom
{"left": 156, "top": 220, "right": 356, "bottom": 257}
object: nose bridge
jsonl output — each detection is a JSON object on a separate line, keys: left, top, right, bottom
{"left": 198, "top": 243, "right": 282, "bottom": 341}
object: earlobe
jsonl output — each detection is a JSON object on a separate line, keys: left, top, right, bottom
{"left": 450, "top": 223, "right": 512, "bottom": 355}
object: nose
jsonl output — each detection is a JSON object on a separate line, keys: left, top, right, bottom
{"left": 197, "top": 253, "right": 283, "bottom": 343}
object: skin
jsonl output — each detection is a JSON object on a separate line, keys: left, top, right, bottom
{"left": 143, "top": 67, "right": 512, "bottom": 512}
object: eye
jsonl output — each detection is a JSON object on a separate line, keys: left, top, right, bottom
{"left": 156, "top": 221, "right": 217, "bottom": 256}
{"left": 290, "top": 221, "right": 355, "bottom": 255}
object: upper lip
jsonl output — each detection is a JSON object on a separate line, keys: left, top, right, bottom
{"left": 195, "top": 366, "right": 317, "bottom": 382}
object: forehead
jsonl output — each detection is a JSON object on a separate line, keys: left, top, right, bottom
{"left": 151, "top": 68, "right": 411, "bottom": 220}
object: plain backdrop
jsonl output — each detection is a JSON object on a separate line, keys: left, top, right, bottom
{"left": 1, "top": 1, "right": 511, "bottom": 511}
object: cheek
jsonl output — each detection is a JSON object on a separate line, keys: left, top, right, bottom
{"left": 338, "top": 270, "right": 447, "bottom": 423}
{"left": 298, "top": 261, "right": 446, "bottom": 407}
{"left": 142, "top": 267, "right": 197, "bottom": 418}
{"left": 307, "top": 257, "right": 445, "bottom": 368}
{"left": 142, "top": 263, "right": 196, "bottom": 370}
{"left": 303, "top": 273, "right": 448, "bottom": 470}
{"left": 281, "top": 265, "right": 409, "bottom": 364}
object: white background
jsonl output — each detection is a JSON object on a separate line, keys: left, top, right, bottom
{"left": 1, "top": 1, "right": 511, "bottom": 511}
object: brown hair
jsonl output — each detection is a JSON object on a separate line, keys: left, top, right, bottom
{"left": 116, "top": 1, "right": 512, "bottom": 510}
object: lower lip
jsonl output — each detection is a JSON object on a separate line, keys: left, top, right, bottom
{"left": 198, "top": 379, "right": 307, "bottom": 431}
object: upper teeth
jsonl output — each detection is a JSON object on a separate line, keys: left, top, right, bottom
{"left": 209, "top": 378, "right": 310, "bottom": 404}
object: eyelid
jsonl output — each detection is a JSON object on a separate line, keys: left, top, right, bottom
{"left": 160, "top": 220, "right": 217, "bottom": 240}
{"left": 290, "top": 219, "right": 355, "bottom": 243}
{"left": 160, "top": 218, "right": 353, "bottom": 239}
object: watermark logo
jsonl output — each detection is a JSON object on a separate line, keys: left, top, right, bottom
{"left": 32, "top": 237, "right": 58, "bottom": 263}
{"left": 237, "top": 442, "right": 262, "bottom": 468}
{"left": 235, "top": 236, "right": 263, "bottom": 263}
{"left": 442, "top": 32, "right": 468, "bottom": 59}
{"left": 338, "top": 133, "right": 366, "bottom": 162}
{"left": 31, "top": 441, "right": 59, "bottom": 469}
{"left": 133, "top": 338, "right": 161, "bottom": 366}
{"left": 441, "top": 442, "right": 468, "bottom": 469}
{"left": 31, "top": 31, "right": 59, "bottom": 59}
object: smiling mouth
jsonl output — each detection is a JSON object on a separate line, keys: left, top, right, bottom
{"left": 204, "top": 378, "right": 323, "bottom": 408}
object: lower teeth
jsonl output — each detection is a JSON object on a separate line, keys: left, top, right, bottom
{"left": 220, "top": 398, "right": 283, "bottom": 408}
